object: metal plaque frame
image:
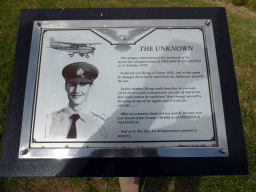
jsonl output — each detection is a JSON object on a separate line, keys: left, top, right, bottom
{"left": 19, "top": 20, "right": 228, "bottom": 159}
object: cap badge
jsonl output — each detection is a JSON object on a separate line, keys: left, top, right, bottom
{"left": 77, "top": 68, "right": 84, "bottom": 76}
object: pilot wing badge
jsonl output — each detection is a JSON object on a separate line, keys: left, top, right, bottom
{"left": 49, "top": 37, "right": 101, "bottom": 58}
{"left": 93, "top": 28, "right": 154, "bottom": 52}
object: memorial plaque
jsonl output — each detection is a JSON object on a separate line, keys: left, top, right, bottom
{"left": 0, "top": 8, "right": 248, "bottom": 177}
{"left": 19, "top": 20, "right": 227, "bottom": 158}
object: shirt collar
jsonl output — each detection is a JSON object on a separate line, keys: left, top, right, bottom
{"left": 64, "top": 105, "right": 91, "bottom": 122}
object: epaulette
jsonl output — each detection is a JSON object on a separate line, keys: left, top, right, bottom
{"left": 91, "top": 111, "right": 108, "bottom": 121}
{"left": 46, "top": 108, "right": 65, "bottom": 121}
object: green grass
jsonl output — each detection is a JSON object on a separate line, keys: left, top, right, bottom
{"left": 221, "top": 0, "right": 256, "bottom": 12}
{"left": 0, "top": 0, "right": 256, "bottom": 191}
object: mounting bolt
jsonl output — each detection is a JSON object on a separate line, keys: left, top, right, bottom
{"left": 36, "top": 22, "right": 41, "bottom": 28}
{"left": 219, "top": 148, "right": 227, "bottom": 153}
{"left": 205, "top": 20, "right": 211, "bottom": 26}
{"left": 20, "top": 149, "right": 28, "bottom": 155}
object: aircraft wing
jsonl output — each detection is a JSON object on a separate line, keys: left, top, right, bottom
{"left": 52, "top": 42, "right": 101, "bottom": 46}
{"left": 80, "top": 43, "right": 102, "bottom": 46}
{"left": 49, "top": 37, "right": 101, "bottom": 46}
{"left": 53, "top": 41, "right": 77, "bottom": 45}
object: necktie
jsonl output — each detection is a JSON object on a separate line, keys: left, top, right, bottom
{"left": 67, "top": 114, "right": 80, "bottom": 138}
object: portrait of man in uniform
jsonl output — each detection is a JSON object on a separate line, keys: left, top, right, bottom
{"left": 45, "top": 62, "right": 109, "bottom": 140}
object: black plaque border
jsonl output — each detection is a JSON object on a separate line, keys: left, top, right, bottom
{"left": 0, "top": 8, "right": 248, "bottom": 177}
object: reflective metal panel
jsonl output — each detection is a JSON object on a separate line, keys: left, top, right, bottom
{"left": 19, "top": 20, "right": 228, "bottom": 158}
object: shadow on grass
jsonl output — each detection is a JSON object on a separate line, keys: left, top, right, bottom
{"left": 140, "top": 176, "right": 201, "bottom": 192}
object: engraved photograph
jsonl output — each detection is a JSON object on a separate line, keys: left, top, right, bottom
{"left": 31, "top": 27, "right": 218, "bottom": 148}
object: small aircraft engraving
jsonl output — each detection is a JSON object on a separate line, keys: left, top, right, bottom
{"left": 49, "top": 37, "right": 101, "bottom": 58}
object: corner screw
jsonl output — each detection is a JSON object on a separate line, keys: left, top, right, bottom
{"left": 36, "top": 22, "right": 41, "bottom": 28}
{"left": 205, "top": 20, "right": 211, "bottom": 26}
{"left": 219, "top": 148, "right": 227, "bottom": 153}
{"left": 20, "top": 149, "right": 28, "bottom": 155}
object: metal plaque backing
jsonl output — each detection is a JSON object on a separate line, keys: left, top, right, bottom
{"left": 19, "top": 20, "right": 228, "bottom": 159}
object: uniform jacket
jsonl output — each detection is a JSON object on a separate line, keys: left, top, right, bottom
{"left": 45, "top": 105, "right": 109, "bottom": 140}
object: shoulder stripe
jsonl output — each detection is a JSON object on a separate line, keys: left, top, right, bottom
{"left": 49, "top": 108, "right": 65, "bottom": 116}
{"left": 91, "top": 112, "right": 106, "bottom": 121}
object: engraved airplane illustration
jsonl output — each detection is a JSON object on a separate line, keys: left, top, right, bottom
{"left": 95, "top": 28, "right": 150, "bottom": 52}
{"left": 49, "top": 37, "right": 101, "bottom": 58}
